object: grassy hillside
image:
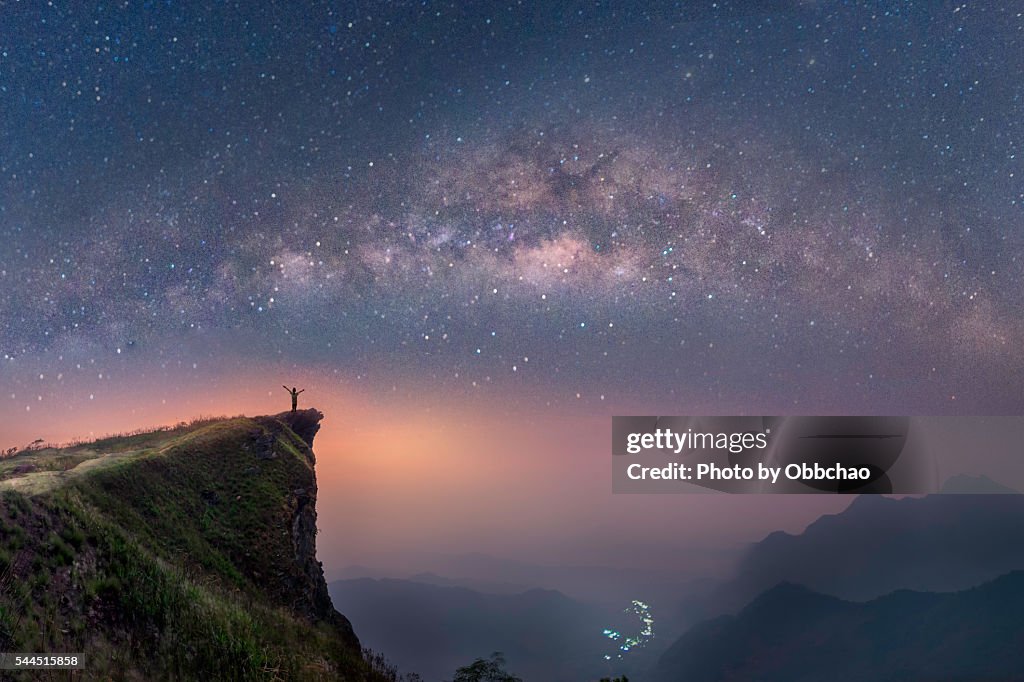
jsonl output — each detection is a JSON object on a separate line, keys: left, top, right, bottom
{"left": 0, "top": 409, "right": 394, "bottom": 681}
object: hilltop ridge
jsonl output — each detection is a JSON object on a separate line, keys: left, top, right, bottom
{"left": 0, "top": 408, "right": 390, "bottom": 681}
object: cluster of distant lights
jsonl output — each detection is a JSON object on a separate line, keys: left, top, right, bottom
{"left": 602, "top": 600, "right": 654, "bottom": 660}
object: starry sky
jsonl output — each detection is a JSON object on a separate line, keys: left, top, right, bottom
{"left": 2, "top": 0, "right": 1023, "bottom": 425}
{"left": 1, "top": 2, "right": 1023, "bottom": 572}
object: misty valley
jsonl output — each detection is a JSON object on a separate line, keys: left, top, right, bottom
{"left": 327, "top": 483, "right": 1024, "bottom": 681}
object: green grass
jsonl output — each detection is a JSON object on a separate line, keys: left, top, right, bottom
{"left": 2, "top": 488, "right": 31, "bottom": 517}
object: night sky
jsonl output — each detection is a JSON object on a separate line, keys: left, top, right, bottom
{"left": 2, "top": 0, "right": 1023, "bottom": 431}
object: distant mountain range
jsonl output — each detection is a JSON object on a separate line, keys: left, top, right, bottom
{"left": 656, "top": 486, "right": 1024, "bottom": 681}
{"left": 335, "top": 565, "right": 535, "bottom": 595}
{"left": 940, "top": 473, "right": 1018, "bottom": 494}
{"left": 405, "top": 571, "right": 535, "bottom": 595}
{"left": 335, "top": 550, "right": 708, "bottom": 607}
{"left": 330, "top": 486, "right": 1024, "bottom": 682}
{"left": 703, "top": 489, "right": 1024, "bottom": 617}
{"left": 329, "top": 577, "right": 628, "bottom": 682}
{"left": 656, "top": 569, "right": 1024, "bottom": 682}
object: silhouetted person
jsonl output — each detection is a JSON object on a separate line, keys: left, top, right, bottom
{"left": 283, "top": 385, "right": 305, "bottom": 412}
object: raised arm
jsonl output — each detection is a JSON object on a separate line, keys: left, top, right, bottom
{"left": 283, "top": 385, "right": 290, "bottom": 392}
{"left": 298, "top": 389, "right": 306, "bottom": 394}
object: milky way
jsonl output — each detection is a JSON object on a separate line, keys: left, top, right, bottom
{"left": 1, "top": 1, "right": 1022, "bottom": 418}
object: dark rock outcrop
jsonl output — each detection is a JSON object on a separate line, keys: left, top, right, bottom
{"left": 271, "top": 408, "right": 325, "bottom": 449}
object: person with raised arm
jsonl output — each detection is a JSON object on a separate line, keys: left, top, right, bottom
{"left": 283, "top": 385, "right": 305, "bottom": 412}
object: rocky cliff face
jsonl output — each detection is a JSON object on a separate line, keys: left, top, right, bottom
{"left": 272, "top": 408, "right": 326, "bottom": 451}
{"left": 258, "top": 409, "right": 359, "bottom": 648}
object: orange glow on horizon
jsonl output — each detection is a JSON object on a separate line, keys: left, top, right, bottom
{"left": 0, "top": 370, "right": 851, "bottom": 578}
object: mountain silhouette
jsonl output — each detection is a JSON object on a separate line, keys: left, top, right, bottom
{"left": 656, "top": 570, "right": 1024, "bottom": 681}
{"left": 940, "top": 474, "right": 1018, "bottom": 494}
{"left": 698, "top": 492, "right": 1024, "bottom": 619}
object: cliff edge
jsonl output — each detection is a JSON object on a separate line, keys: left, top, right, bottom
{"left": 0, "top": 409, "right": 385, "bottom": 681}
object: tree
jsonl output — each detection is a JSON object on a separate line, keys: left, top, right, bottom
{"left": 451, "top": 652, "right": 522, "bottom": 682}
